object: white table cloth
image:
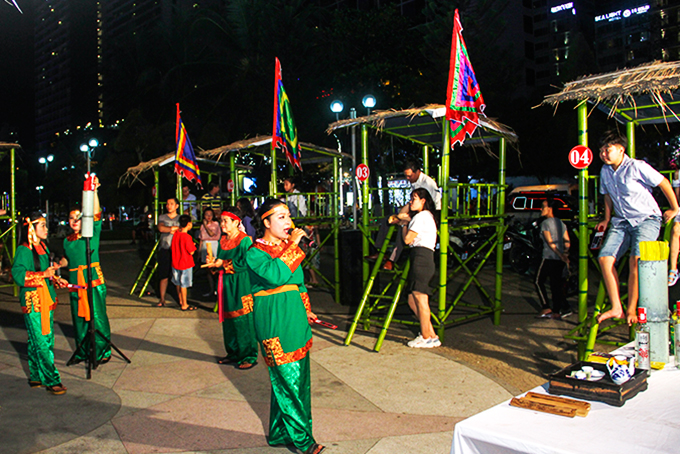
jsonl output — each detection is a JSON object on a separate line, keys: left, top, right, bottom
{"left": 452, "top": 354, "right": 680, "bottom": 454}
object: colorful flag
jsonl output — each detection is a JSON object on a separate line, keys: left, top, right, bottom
{"left": 272, "top": 57, "right": 302, "bottom": 170}
{"left": 445, "top": 9, "right": 485, "bottom": 148}
{"left": 175, "top": 103, "right": 202, "bottom": 188}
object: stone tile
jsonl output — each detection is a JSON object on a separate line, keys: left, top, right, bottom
{"left": 310, "top": 360, "right": 381, "bottom": 412}
{"left": 365, "top": 431, "right": 454, "bottom": 454}
{"left": 313, "top": 338, "right": 512, "bottom": 417}
{"left": 112, "top": 396, "right": 270, "bottom": 453}
{"left": 114, "top": 389, "right": 179, "bottom": 418}
{"left": 313, "top": 407, "right": 460, "bottom": 442}
{"left": 191, "top": 365, "right": 271, "bottom": 404}
{"left": 38, "top": 422, "right": 129, "bottom": 454}
{"left": 115, "top": 359, "right": 227, "bottom": 395}
{"left": 146, "top": 318, "right": 223, "bottom": 342}
{"left": 126, "top": 334, "right": 222, "bottom": 368}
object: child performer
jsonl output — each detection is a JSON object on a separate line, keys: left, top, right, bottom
{"left": 205, "top": 207, "right": 258, "bottom": 369}
{"left": 246, "top": 199, "right": 325, "bottom": 454}
{"left": 12, "top": 213, "right": 69, "bottom": 394}
{"left": 62, "top": 176, "right": 112, "bottom": 364}
{"left": 171, "top": 215, "right": 198, "bottom": 311}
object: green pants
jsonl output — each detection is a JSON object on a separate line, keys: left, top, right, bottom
{"left": 24, "top": 311, "right": 61, "bottom": 387}
{"left": 267, "top": 355, "right": 315, "bottom": 451}
{"left": 69, "top": 284, "right": 111, "bottom": 362}
{"left": 221, "top": 313, "right": 258, "bottom": 365}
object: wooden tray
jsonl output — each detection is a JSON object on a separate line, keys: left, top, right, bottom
{"left": 548, "top": 361, "right": 647, "bottom": 407}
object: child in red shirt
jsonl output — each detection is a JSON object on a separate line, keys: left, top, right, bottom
{"left": 171, "top": 215, "right": 197, "bottom": 311}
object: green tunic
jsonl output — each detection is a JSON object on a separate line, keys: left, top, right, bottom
{"left": 63, "top": 219, "right": 111, "bottom": 362}
{"left": 11, "top": 243, "right": 62, "bottom": 387}
{"left": 216, "top": 232, "right": 257, "bottom": 365}
{"left": 246, "top": 239, "right": 315, "bottom": 452}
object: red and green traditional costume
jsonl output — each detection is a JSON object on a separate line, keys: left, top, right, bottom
{"left": 63, "top": 214, "right": 111, "bottom": 362}
{"left": 216, "top": 231, "right": 258, "bottom": 366}
{"left": 246, "top": 238, "right": 316, "bottom": 452}
{"left": 12, "top": 242, "right": 62, "bottom": 387}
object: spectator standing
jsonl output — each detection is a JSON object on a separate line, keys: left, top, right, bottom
{"left": 237, "top": 197, "right": 257, "bottom": 240}
{"left": 182, "top": 185, "right": 197, "bottom": 219}
{"left": 201, "top": 181, "right": 222, "bottom": 212}
{"left": 171, "top": 215, "right": 197, "bottom": 311}
{"left": 157, "top": 198, "right": 180, "bottom": 307}
{"left": 283, "top": 176, "right": 307, "bottom": 217}
{"left": 198, "top": 208, "right": 220, "bottom": 296}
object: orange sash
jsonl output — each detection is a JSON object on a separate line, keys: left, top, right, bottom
{"left": 37, "top": 281, "right": 55, "bottom": 335}
{"left": 69, "top": 262, "right": 101, "bottom": 321}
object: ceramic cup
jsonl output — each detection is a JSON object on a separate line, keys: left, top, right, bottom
{"left": 581, "top": 366, "right": 594, "bottom": 379}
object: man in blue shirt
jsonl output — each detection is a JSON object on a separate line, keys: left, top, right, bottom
{"left": 596, "top": 131, "right": 679, "bottom": 325}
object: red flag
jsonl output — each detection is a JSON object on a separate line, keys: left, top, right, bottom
{"left": 175, "top": 104, "right": 202, "bottom": 188}
{"left": 272, "top": 58, "right": 302, "bottom": 170}
{"left": 445, "top": 9, "right": 485, "bottom": 148}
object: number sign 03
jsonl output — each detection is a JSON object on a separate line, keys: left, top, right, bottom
{"left": 356, "top": 163, "right": 370, "bottom": 182}
{"left": 569, "top": 145, "right": 593, "bottom": 169}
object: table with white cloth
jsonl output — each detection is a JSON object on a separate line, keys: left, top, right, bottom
{"left": 451, "top": 350, "right": 680, "bottom": 454}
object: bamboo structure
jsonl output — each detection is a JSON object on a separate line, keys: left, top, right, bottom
{"left": 120, "top": 136, "right": 350, "bottom": 303}
{"left": 541, "top": 60, "right": 680, "bottom": 359}
{"left": 330, "top": 106, "right": 518, "bottom": 350}
{"left": 0, "top": 143, "right": 19, "bottom": 296}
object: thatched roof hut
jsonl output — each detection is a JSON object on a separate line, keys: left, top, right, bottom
{"left": 326, "top": 104, "right": 518, "bottom": 147}
{"left": 541, "top": 61, "right": 680, "bottom": 125}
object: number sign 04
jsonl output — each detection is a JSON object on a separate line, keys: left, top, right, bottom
{"left": 356, "top": 163, "right": 370, "bottom": 182}
{"left": 569, "top": 145, "right": 593, "bottom": 170}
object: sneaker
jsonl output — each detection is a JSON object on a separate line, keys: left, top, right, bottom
{"left": 560, "top": 311, "right": 573, "bottom": 319}
{"left": 408, "top": 335, "right": 441, "bottom": 348}
{"left": 407, "top": 334, "right": 424, "bottom": 347}
{"left": 669, "top": 270, "right": 679, "bottom": 286}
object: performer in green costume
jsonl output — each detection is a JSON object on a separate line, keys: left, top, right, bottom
{"left": 206, "top": 206, "right": 258, "bottom": 369}
{"left": 246, "top": 199, "right": 325, "bottom": 454}
{"left": 12, "top": 213, "right": 69, "bottom": 395}
{"left": 62, "top": 176, "right": 111, "bottom": 363}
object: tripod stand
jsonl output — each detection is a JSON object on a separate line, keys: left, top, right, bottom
{"left": 67, "top": 237, "right": 130, "bottom": 378}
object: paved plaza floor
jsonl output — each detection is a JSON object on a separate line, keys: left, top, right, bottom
{"left": 0, "top": 239, "right": 595, "bottom": 454}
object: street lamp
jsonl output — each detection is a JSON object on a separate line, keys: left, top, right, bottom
{"left": 330, "top": 100, "right": 344, "bottom": 121}
{"left": 36, "top": 185, "right": 44, "bottom": 207}
{"left": 38, "top": 154, "right": 54, "bottom": 173}
{"left": 80, "top": 138, "right": 99, "bottom": 174}
{"left": 362, "top": 94, "right": 376, "bottom": 115}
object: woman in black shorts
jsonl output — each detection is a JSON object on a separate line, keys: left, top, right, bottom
{"left": 400, "top": 188, "right": 440, "bottom": 348}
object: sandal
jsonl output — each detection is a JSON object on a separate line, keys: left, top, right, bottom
{"left": 29, "top": 380, "right": 43, "bottom": 388}
{"left": 535, "top": 311, "right": 553, "bottom": 319}
{"left": 217, "top": 356, "right": 235, "bottom": 365}
{"left": 46, "top": 384, "right": 67, "bottom": 395}
{"left": 669, "top": 269, "right": 679, "bottom": 286}
{"left": 237, "top": 361, "right": 257, "bottom": 370}
{"left": 155, "top": 301, "right": 165, "bottom": 307}
{"left": 304, "top": 443, "right": 326, "bottom": 454}
{"left": 181, "top": 305, "right": 198, "bottom": 311}
{"left": 100, "top": 356, "right": 111, "bottom": 364}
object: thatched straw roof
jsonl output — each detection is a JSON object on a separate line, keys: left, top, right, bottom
{"left": 326, "top": 104, "right": 518, "bottom": 147}
{"left": 0, "top": 142, "right": 22, "bottom": 150}
{"left": 119, "top": 136, "right": 349, "bottom": 187}
{"left": 541, "top": 61, "right": 680, "bottom": 125}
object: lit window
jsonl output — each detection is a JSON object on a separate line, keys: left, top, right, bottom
{"left": 627, "top": 50, "right": 634, "bottom": 61}
{"left": 663, "top": 49, "right": 669, "bottom": 60}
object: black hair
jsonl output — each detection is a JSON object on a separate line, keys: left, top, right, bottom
{"left": 545, "top": 197, "right": 562, "bottom": 211}
{"left": 167, "top": 197, "right": 179, "bottom": 205}
{"left": 236, "top": 197, "right": 255, "bottom": 218}
{"left": 178, "top": 214, "right": 192, "bottom": 228}
{"left": 410, "top": 188, "right": 436, "bottom": 216}
{"left": 208, "top": 181, "right": 219, "bottom": 191}
{"left": 599, "top": 130, "right": 627, "bottom": 152}
{"left": 202, "top": 208, "right": 214, "bottom": 220}
{"left": 252, "top": 198, "right": 286, "bottom": 238}
{"left": 283, "top": 176, "right": 297, "bottom": 186}
{"left": 404, "top": 160, "right": 421, "bottom": 173}
{"left": 19, "top": 212, "right": 47, "bottom": 271}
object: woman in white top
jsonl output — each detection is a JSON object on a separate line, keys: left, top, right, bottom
{"left": 400, "top": 188, "right": 440, "bottom": 348}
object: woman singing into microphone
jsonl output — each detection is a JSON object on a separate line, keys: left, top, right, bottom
{"left": 246, "top": 198, "right": 325, "bottom": 454}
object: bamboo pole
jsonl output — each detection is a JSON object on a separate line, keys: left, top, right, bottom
{"left": 578, "top": 102, "right": 590, "bottom": 360}
{"left": 230, "top": 152, "right": 237, "bottom": 205}
{"left": 627, "top": 121, "right": 636, "bottom": 158}
{"left": 153, "top": 168, "right": 159, "bottom": 226}
{"left": 11, "top": 147, "right": 17, "bottom": 296}
{"left": 333, "top": 156, "right": 341, "bottom": 303}
{"left": 494, "top": 138, "right": 506, "bottom": 325}
{"left": 438, "top": 121, "right": 450, "bottom": 340}
{"left": 422, "top": 144, "right": 430, "bottom": 181}
{"left": 361, "top": 124, "right": 370, "bottom": 285}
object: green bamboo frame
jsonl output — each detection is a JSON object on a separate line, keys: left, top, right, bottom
{"left": 0, "top": 146, "right": 18, "bottom": 296}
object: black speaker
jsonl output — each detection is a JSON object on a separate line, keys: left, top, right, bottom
{"left": 339, "top": 229, "right": 364, "bottom": 306}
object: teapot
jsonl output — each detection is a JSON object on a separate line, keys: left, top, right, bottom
{"left": 606, "top": 355, "right": 635, "bottom": 385}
